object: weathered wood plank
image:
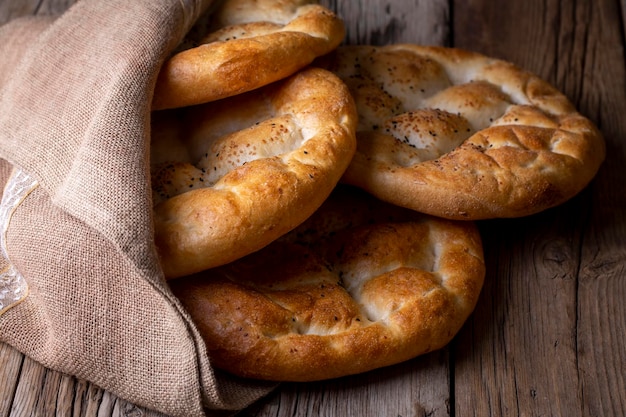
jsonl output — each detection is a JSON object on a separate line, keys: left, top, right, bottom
{"left": 321, "top": 0, "right": 450, "bottom": 46}
{"left": 241, "top": 350, "right": 450, "bottom": 417}
{"left": 0, "top": 343, "right": 23, "bottom": 417}
{"left": 97, "top": 391, "right": 117, "bottom": 417}
{"left": 455, "top": 210, "right": 586, "bottom": 417}
{"left": 56, "top": 374, "right": 79, "bottom": 416}
{"left": 452, "top": 0, "right": 626, "bottom": 416}
{"left": 574, "top": 0, "right": 626, "bottom": 415}
{"left": 36, "top": 369, "right": 65, "bottom": 416}
{"left": 0, "top": 0, "right": 75, "bottom": 25}
{"left": 10, "top": 356, "right": 49, "bottom": 416}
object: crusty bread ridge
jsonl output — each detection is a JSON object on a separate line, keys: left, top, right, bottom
{"left": 152, "top": 0, "right": 345, "bottom": 110}
{"left": 316, "top": 44, "right": 605, "bottom": 219}
{"left": 169, "top": 186, "right": 485, "bottom": 381}
{"left": 152, "top": 68, "right": 357, "bottom": 279}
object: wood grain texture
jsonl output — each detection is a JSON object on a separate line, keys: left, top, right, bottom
{"left": 321, "top": 0, "right": 450, "bottom": 46}
{"left": 0, "top": 343, "right": 23, "bottom": 417}
{"left": 241, "top": 350, "right": 450, "bottom": 417}
{"left": 452, "top": 1, "right": 626, "bottom": 416}
{"left": 575, "top": 1, "right": 626, "bottom": 415}
{"left": 0, "top": 0, "right": 75, "bottom": 25}
{"left": 0, "top": 0, "right": 625, "bottom": 416}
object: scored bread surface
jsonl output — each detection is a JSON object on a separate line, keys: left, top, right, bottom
{"left": 316, "top": 45, "right": 605, "bottom": 219}
{"left": 151, "top": 68, "right": 357, "bottom": 279}
{"left": 169, "top": 186, "right": 486, "bottom": 381}
{"left": 152, "top": 0, "right": 345, "bottom": 110}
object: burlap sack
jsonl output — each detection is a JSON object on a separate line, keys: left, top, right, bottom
{"left": 0, "top": 1, "right": 276, "bottom": 416}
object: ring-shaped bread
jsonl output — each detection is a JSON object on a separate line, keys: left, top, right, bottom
{"left": 169, "top": 185, "right": 486, "bottom": 381}
{"left": 152, "top": 0, "right": 345, "bottom": 110}
{"left": 315, "top": 45, "right": 605, "bottom": 220}
{"left": 151, "top": 67, "right": 357, "bottom": 279}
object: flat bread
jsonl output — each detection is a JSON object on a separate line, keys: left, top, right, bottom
{"left": 152, "top": 68, "right": 357, "bottom": 279}
{"left": 316, "top": 45, "right": 605, "bottom": 219}
{"left": 169, "top": 185, "right": 485, "bottom": 381}
{"left": 152, "top": 0, "right": 345, "bottom": 110}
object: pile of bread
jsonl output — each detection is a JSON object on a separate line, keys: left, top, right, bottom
{"left": 150, "top": 0, "right": 605, "bottom": 382}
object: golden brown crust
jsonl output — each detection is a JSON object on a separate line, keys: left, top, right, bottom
{"left": 316, "top": 45, "right": 605, "bottom": 219}
{"left": 152, "top": 0, "right": 345, "bottom": 110}
{"left": 169, "top": 186, "right": 485, "bottom": 381}
{"left": 152, "top": 68, "right": 357, "bottom": 279}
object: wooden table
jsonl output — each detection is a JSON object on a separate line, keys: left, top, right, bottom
{"left": 1, "top": 0, "right": 625, "bottom": 416}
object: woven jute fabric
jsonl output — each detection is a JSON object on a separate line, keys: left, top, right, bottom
{"left": 0, "top": 1, "right": 275, "bottom": 416}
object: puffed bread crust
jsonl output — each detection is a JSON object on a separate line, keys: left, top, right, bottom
{"left": 317, "top": 45, "right": 605, "bottom": 219}
{"left": 152, "top": 0, "right": 345, "bottom": 110}
{"left": 169, "top": 186, "right": 485, "bottom": 381}
{"left": 152, "top": 68, "right": 357, "bottom": 279}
